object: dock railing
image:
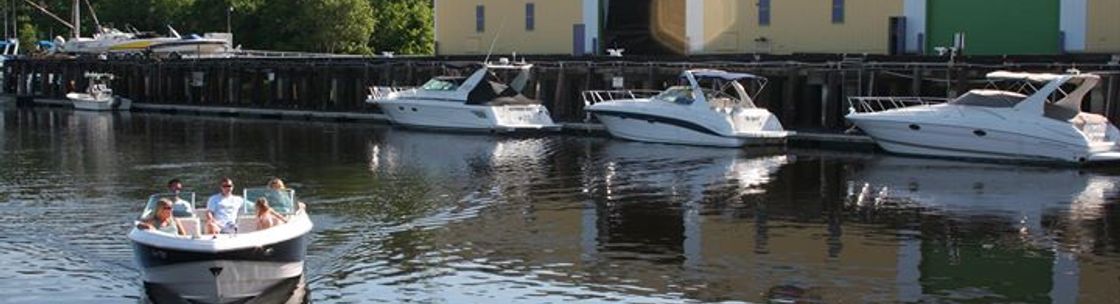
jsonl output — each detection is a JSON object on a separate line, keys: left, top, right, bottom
{"left": 847, "top": 96, "right": 950, "bottom": 114}
{"left": 580, "top": 90, "right": 660, "bottom": 121}
{"left": 366, "top": 86, "right": 416, "bottom": 103}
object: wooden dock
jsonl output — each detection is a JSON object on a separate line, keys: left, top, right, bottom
{"left": 2, "top": 54, "right": 1118, "bottom": 152}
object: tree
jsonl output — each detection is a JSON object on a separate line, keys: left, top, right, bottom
{"left": 368, "top": 0, "right": 433, "bottom": 55}
{"left": 255, "top": 0, "right": 373, "bottom": 54}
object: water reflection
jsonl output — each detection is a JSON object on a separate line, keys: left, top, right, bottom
{"left": 142, "top": 275, "right": 308, "bottom": 304}
{"left": 2, "top": 107, "right": 1119, "bottom": 303}
{"left": 846, "top": 156, "right": 1120, "bottom": 303}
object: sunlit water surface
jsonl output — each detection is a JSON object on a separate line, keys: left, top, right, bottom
{"left": 1, "top": 107, "right": 1119, "bottom": 303}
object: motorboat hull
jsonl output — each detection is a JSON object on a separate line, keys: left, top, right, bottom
{"left": 375, "top": 99, "right": 559, "bottom": 133}
{"left": 68, "top": 93, "right": 116, "bottom": 111}
{"left": 131, "top": 231, "right": 307, "bottom": 304}
{"left": 848, "top": 114, "right": 1120, "bottom": 164}
{"left": 590, "top": 108, "right": 788, "bottom": 148}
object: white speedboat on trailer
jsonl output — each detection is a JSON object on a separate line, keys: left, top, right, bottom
{"left": 846, "top": 70, "right": 1120, "bottom": 165}
{"left": 366, "top": 61, "right": 559, "bottom": 132}
{"left": 57, "top": 27, "right": 229, "bottom": 57}
{"left": 68, "top": 73, "right": 130, "bottom": 111}
{"left": 583, "top": 69, "right": 790, "bottom": 147}
{"left": 128, "top": 188, "right": 312, "bottom": 303}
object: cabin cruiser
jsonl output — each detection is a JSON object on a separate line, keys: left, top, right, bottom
{"left": 55, "top": 27, "right": 229, "bottom": 56}
{"left": 366, "top": 61, "right": 560, "bottom": 132}
{"left": 847, "top": 71, "right": 1120, "bottom": 165}
{"left": 128, "top": 188, "right": 312, "bottom": 303}
{"left": 583, "top": 69, "right": 790, "bottom": 147}
{"left": 68, "top": 73, "right": 130, "bottom": 111}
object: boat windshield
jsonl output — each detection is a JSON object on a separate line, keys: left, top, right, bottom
{"left": 652, "top": 86, "right": 696, "bottom": 105}
{"left": 244, "top": 187, "right": 297, "bottom": 215}
{"left": 140, "top": 192, "right": 196, "bottom": 219}
{"left": 949, "top": 90, "right": 1028, "bottom": 108}
{"left": 420, "top": 77, "right": 464, "bottom": 91}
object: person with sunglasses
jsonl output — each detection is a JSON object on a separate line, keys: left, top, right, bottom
{"left": 137, "top": 198, "right": 187, "bottom": 236}
{"left": 167, "top": 178, "right": 195, "bottom": 217}
{"left": 206, "top": 177, "right": 245, "bottom": 234}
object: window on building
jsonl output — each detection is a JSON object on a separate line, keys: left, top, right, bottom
{"left": 476, "top": 5, "right": 485, "bottom": 32}
{"left": 758, "top": 0, "right": 770, "bottom": 26}
{"left": 832, "top": 0, "right": 844, "bottom": 24}
{"left": 526, "top": 3, "right": 535, "bottom": 31}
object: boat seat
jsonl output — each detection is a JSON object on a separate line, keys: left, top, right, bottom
{"left": 237, "top": 217, "right": 259, "bottom": 233}
{"left": 178, "top": 217, "right": 201, "bottom": 237}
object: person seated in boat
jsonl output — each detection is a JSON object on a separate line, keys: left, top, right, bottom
{"left": 254, "top": 197, "right": 288, "bottom": 230}
{"left": 202, "top": 211, "right": 222, "bottom": 235}
{"left": 206, "top": 177, "right": 245, "bottom": 234}
{"left": 167, "top": 178, "right": 194, "bottom": 217}
{"left": 266, "top": 177, "right": 297, "bottom": 213}
{"left": 137, "top": 198, "right": 187, "bottom": 236}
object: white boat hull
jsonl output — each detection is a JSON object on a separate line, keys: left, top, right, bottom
{"left": 130, "top": 212, "right": 312, "bottom": 303}
{"left": 375, "top": 99, "right": 559, "bottom": 132}
{"left": 589, "top": 106, "right": 788, "bottom": 148}
{"left": 142, "top": 260, "right": 303, "bottom": 304}
{"left": 68, "top": 93, "right": 116, "bottom": 111}
{"left": 848, "top": 113, "right": 1120, "bottom": 164}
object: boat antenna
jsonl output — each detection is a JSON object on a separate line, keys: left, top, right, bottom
{"left": 83, "top": 0, "right": 102, "bottom": 33}
{"left": 482, "top": 17, "right": 507, "bottom": 64}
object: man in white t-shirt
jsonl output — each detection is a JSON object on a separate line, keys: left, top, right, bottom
{"left": 206, "top": 177, "right": 244, "bottom": 234}
{"left": 167, "top": 178, "right": 194, "bottom": 217}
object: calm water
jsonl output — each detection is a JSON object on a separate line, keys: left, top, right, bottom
{"left": 2, "top": 106, "right": 1119, "bottom": 303}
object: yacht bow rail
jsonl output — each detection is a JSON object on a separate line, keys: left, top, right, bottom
{"left": 847, "top": 96, "right": 950, "bottom": 114}
{"left": 366, "top": 86, "right": 415, "bottom": 102}
{"left": 581, "top": 89, "right": 660, "bottom": 121}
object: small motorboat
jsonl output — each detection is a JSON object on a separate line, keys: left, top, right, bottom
{"left": 68, "top": 73, "right": 130, "bottom": 111}
{"left": 583, "top": 69, "right": 790, "bottom": 147}
{"left": 366, "top": 60, "right": 560, "bottom": 133}
{"left": 847, "top": 70, "right": 1120, "bottom": 165}
{"left": 128, "top": 188, "right": 312, "bottom": 303}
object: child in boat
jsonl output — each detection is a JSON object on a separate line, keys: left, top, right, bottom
{"left": 255, "top": 197, "right": 288, "bottom": 230}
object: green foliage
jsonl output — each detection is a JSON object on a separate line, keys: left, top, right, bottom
{"left": 17, "top": 21, "right": 38, "bottom": 52}
{"left": 369, "top": 0, "right": 434, "bottom": 55}
{"left": 10, "top": 0, "right": 433, "bottom": 55}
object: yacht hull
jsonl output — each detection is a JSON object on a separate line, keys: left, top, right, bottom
{"left": 848, "top": 114, "right": 1117, "bottom": 164}
{"left": 591, "top": 109, "right": 787, "bottom": 148}
{"left": 376, "top": 99, "right": 559, "bottom": 133}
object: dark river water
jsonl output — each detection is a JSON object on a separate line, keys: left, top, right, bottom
{"left": 1, "top": 106, "right": 1119, "bottom": 303}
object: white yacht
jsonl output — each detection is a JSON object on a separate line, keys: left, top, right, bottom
{"left": 366, "top": 62, "right": 559, "bottom": 132}
{"left": 583, "top": 69, "right": 790, "bottom": 147}
{"left": 847, "top": 71, "right": 1120, "bottom": 165}
{"left": 68, "top": 73, "right": 130, "bottom": 111}
{"left": 128, "top": 188, "right": 312, "bottom": 303}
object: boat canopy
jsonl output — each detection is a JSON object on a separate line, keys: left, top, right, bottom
{"left": 950, "top": 90, "right": 1028, "bottom": 108}
{"left": 987, "top": 71, "right": 1100, "bottom": 83}
{"left": 687, "top": 69, "right": 762, "bottom": 81}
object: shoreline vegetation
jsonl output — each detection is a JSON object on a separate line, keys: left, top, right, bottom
{"left": 5, "top": 0, "right": 434, "bottom": 55}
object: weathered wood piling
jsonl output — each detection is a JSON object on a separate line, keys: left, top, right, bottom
{"left": 4, "top": 54, "right": 1120, "bottom": 131}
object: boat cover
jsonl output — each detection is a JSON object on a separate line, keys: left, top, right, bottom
{"left": 688, "top": 70, "right": 762, "bottom": 81}
{"left": 466, "top": 80, "right": 541, "bottom": 106}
